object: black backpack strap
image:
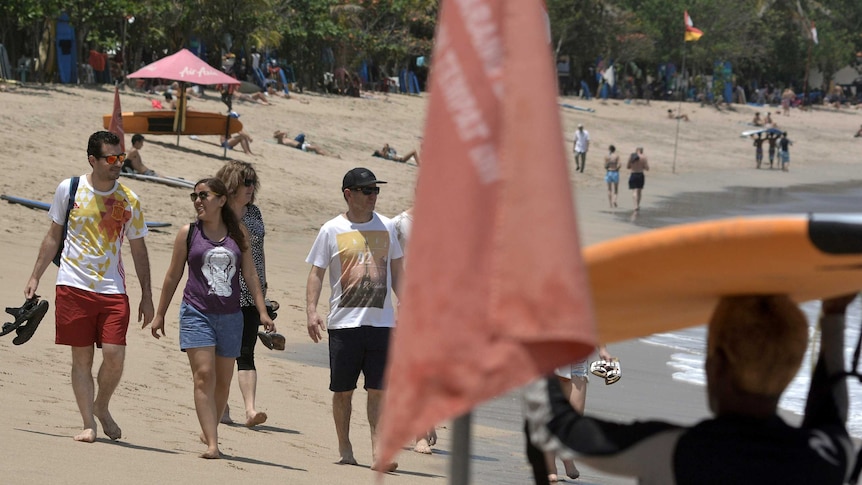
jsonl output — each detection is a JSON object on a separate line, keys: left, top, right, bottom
{"left": 186, "top": 222, "right": 195, "bottom": 258}
{"left": 53, "top": 176, "right": 79, "bottom": 266}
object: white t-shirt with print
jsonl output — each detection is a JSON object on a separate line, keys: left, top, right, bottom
{"left": 48, "top": 175, "right": 148, "bottom": 294}
{"left": 306, "top": 212, "right": 402, "bottom": 330}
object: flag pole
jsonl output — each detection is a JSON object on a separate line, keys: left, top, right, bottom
{"left": 671, "top": 40, "right": 686, "bottom": 175}
{"left": 449, "top": 413, "right": 472, "bottom": 485}
{"left": 803, "top": 37, "right": 813, "bottom": 108}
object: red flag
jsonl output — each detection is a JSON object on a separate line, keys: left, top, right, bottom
{"left": 684, "top": 10, "right": 704, "bottom": 42}
{"left": 108, "top": 85, "right": 126, "bottom": 151}
{"left": 377, "top": 0, "right": 596, "bottom": 467}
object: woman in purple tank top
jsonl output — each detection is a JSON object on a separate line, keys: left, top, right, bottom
{"left": 146, "top": 178, "right": 275, "bottom": 459}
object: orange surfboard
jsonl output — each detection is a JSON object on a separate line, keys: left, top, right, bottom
{"left": 102, "top": 111, "right": 243, "bottom": 136}
{"left": 586, "top": 214, "right": 862, "bottom": 343}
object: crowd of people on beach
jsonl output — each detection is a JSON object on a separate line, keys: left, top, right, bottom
{"left": 14, "top": 99, "right": 862, "bottom": 484}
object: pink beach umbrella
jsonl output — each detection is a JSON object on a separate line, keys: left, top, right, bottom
{"left": 127, "top": 48, "right": 239, "bottom": 86}
{"left": 127, "top": 49, "right": 239, "bottom": 146}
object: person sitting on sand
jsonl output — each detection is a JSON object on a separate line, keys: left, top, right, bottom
{"left": 220, "top": 131, "right": 255, "bottom": 156}
{"left": 667, "top": 109, "right": 689, "bottom": 122}
{"left": 526, "top": 293, "right": 856, "bottom": 485}
{"left": 273, "top": 130, "right": 338, "bottom": 158}
{"left": 122, "top": 134, "right": 157, "bottom": 176}
{"left": 752, "top": 112, "right": 764, "bottom": 126}
{"left": 765, "top": 112, "right": 774, "bottom": 126}
{"left": 372, "top": 144, "right": 420, "bottom": 165}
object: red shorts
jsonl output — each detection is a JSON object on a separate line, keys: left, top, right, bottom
{"left": 55, "top": 285, "right": 130, "bottom": 347}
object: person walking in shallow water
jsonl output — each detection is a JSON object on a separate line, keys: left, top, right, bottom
{"left": 25, "top": 130, "right": 154, "bottom": 443}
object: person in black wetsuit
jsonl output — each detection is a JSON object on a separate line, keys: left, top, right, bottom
{"left": 526, "top": 294, "right": 856, "bottom": 485}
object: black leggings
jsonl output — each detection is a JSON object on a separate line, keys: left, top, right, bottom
{"left": 237, "top": 306, "right": 260, "bottom": 371}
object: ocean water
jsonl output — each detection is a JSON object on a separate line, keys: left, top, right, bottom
{"left": 642, "top": 297, "right": 862, "bottom": 437}
{"left": 625, "top": 179, "right": 862, "bottom": 437}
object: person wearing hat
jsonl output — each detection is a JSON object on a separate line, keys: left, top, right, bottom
{"left": 573, "top": 123, "right": 590, "bottom": 173}
{"left": 122, "top": 134, "right": 157, "bottom": 176}
{"left": 305, "top": 168, "right": 403, "bottom": 472}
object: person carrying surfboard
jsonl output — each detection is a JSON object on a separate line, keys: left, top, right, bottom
{"left": 525, "top": 294, "right": 857, "bottom": 484}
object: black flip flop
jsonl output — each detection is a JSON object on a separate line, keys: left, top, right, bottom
{"left": 13, "top": 299, "right": 49, "bottom": 345}
{"left": 2, "top": 297, "right": 43, "bottom": 337}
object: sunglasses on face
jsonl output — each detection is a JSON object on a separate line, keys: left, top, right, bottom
{"left": 351, "top": 186, "right": 380, "bottom": 195}
{"left": 243, "top": 178, "right": 257, "bottom": 187}
{"left": 99, "top": 153, "right": 127, "bottom": 165}
{"left": 190, "top": 191, "right": 220, "bottom": 202}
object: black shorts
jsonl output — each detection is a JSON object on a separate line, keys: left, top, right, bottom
{"left": 328, "top": 326, "right": 392, "bottom": 392}
{"left": 629, "top": 172, "right": 645, "bottom": 189}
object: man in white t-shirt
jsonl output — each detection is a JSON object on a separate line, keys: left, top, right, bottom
{"left": 24, "top": 131, "right": 154, "bottom": 443}
{"left": 306, "top": 167, "right": 403, "bottom": 471}
{"left": 573, "top": 123, "right": 590, "bottom": 173}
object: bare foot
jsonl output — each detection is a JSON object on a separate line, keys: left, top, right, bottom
{"left": 245, "top": 411, "right": 267, "bottom": 428}
{"left": 371, "top": 460, "right": 399, "bottom": 472}
{"left": 413, "top": 437, "right": 432, "bottom": 454}
{"left": 337, "top": 445, "right": 358, "bottom": 465}
{"left": 73, "top": 428, "right": 97, "bottom": 443}
{"left": 220, "top": 405, "right": 233, "bottom": 425}
{"left": 547, "top": 474, "right": 559, "bottom": 483}
{"left": 200, "top": 448, "right": 221, "bottom": 459}
{"left": 94, "top": 408, "right": 122, "bottom": 440}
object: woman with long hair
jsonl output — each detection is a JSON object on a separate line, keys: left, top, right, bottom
{"left": 146, "top": 178, "right": 274, "bottom": 458}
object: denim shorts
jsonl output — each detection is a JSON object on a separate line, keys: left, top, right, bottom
{"left": 178, "top": 301, "right": 243, "bottom": 357}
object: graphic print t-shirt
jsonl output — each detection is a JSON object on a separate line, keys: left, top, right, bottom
{"left": 183, "top": 222, "right": 243, "bottom": 315}
{"left": 306, "top": 213, "right": 402, "bottom": 330}
{"left": 49, "top": 176, "right": 148, "bottom": 294}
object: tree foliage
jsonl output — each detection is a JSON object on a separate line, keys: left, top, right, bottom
{"left": 2, "top": 0, "right": 861, "bottom": 94}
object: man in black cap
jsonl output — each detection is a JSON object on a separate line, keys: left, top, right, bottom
{"left": 305, "top": 167, "right": 403, "bottom": 471}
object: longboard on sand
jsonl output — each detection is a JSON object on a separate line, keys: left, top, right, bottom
{"left": 560, "top": 103, "right": 596, "bottom": 113}
{"left": 586, "top": 214, "right": 862, "bottom": 343}
{"left": 119, "top": 172, "right": 195, "bottom": 189}
{"left": 102, "top": 110, "right": 243, "bottom": 136}
{"left": 0, "top": 194, "right": 171, "bottom": 228}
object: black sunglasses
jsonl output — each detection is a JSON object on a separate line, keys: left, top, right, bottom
{"left": 190, "top": 191, "right": 220, "bottom": 202}
{"left": 351, "top": 186, "right": 380, "bottom": 195}
{"left": 243, "top": 178, "right": 257, "bottom": 187}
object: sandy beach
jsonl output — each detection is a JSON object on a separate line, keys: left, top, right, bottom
{"left": 1, "top": 82, "right": 861, "bottom": 484}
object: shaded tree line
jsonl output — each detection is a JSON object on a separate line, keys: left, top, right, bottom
{"left": 2, "top": 0, "right": 861, "bottom": 96}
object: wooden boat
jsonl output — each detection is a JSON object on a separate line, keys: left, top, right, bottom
{"left": 102, "top": 110, "right": 243, "bottom": 136}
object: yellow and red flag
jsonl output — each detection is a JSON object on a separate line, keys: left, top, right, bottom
{"left": 108, "top": 84, "right": 125, "bottom": 151}
{"left": 375, "top": 0, "right": 597, "bottom": 468}
{"left": 685, "top": 10, "right": 704, "bottom": 42}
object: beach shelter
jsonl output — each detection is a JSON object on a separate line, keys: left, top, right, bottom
{"left": 127, "top": 49, "right": 239, "bottom": 145}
